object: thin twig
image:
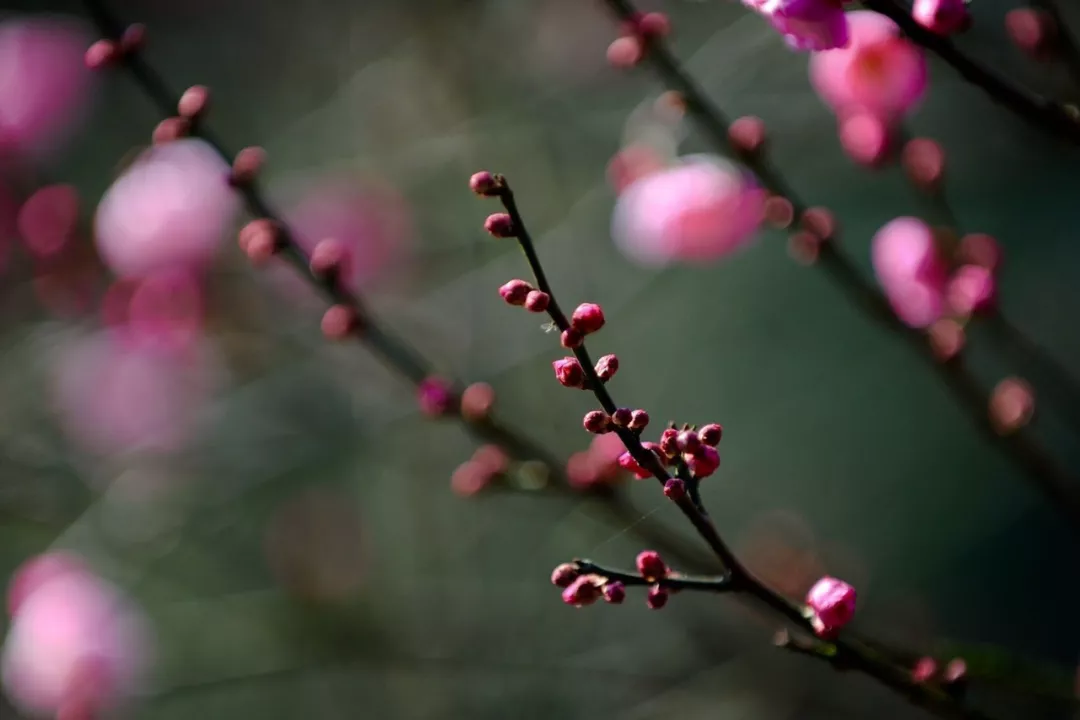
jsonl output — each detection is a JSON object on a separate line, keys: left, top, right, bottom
{"left": 572, "top": 559, "right": 732, "bottom": 591}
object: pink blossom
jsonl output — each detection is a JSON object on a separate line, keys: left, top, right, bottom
{"left": 95, "top": 139, "right": 241, "bottom": 278}
{"left": 744, "top": 0, "right": 851, "bottom": 51}
{"left": 2, "top": 557, "right": 150, "bottom": 717}
{"left": 871, "top": 216, "right": 947, "bottom": 328}
{"left": 805, "top": 575, "right": 856, "bottom": 637}
{"left": 6, "top": 552, "right": 89, "bottom": 617}
{"left": 611, "top": 155, "right": 765, "bottom": 267}
{"left": 16, "top": 184, "right": 80, "bottom": 259}
{"left": 0, "top": 17, "right": 94, "bottom": 162}
{"left": 947, "top": 264, "right": 996, "bottom": 316}
{"left": 102, "top": 270, "right": 205, "bottom": 354}
{"left": 809, "top": 11, "right": 927, "bottom": 121}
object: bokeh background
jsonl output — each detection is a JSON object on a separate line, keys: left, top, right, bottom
{"left": 0, "top": 0, "right": 1079, "bottom": 718}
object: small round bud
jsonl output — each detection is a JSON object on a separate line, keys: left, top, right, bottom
{"left": 801, "top": 206, "right": 837, "bottom": 241}
{"left": 943, "top": 658, "right": 967, "bottom": 685}
{"left": 663, "top": 478, "right": 686, "bottom": 500}
{"left": 602, "top": 582, "right": 626, "bottom": 604}
{"left": 611, "top": 408, "right": 633, "bottom": 427}
{"left": 606, "top": 36, "right": 643, "bottom": 68}
{"left": 729, "top": 115, "right": 767, "bottom": 156}
{"left": 958, "top": 233, "right": 1002, "bottom": 272}
{"left": 484, "top": 212, "right": 515, "bottom": 239}
{"left": 553, "top": 357, "right": 586, "bottom": 389}
{"left": 178, "top": 85, "right": 210, "bottom": 119}
{"left": 989, "top": 377, "right": 1035, "bottom": 434}
{"left": 594, "top": 354, "right": 619, "bottom": 382}
{"left": 241, "top": 219, "right": 281, "bottom": 264}
{"left": 788, "top": 230, "right": 822, "bottom": 265}
{"left": 638, "top": 12, "right": 671, "bottom": 38}
{"left": 152, "top": 116, "right": 189, "bottom": 144}
{"left": 551, "top": 563, "right": 579, "bottom": 588}
{"left": 912, "top": 657, "right": 937, "bottom": 683}
{"left": 499, "top": 279, "right": 533, "bottom": 306}
{"left": 571, "top": 303, "right": 605, "bottom": 335}
{"left": 119, "top": 23, "right": 146, "bottom": 53}
{"left": 676, "top": 430, "right": 700, "bottom": 454}
{"left": 628, "top": 409, "right": 649, "bottom": 430}
{"left": 461, "top": 382, "right": 496, "bottom": 422}
{"left": 646, "top": 585, "right": 669, "bottom": 609}
{"left": 562, "top": 575, "right": 602, "bottom": 607}
{"left": 928, "top": 318, "right": 966, "bottom": 362}
{"left": 901, "top": 138, "right": 946, "bottom": 189}
{"left": 230, "top": 146, "right": 266, "bottom": 186}
{"left": 687, "top": 445, "right": 720, "bottom": 479}
{"left": 583, "top": 410, "right": 611, "bottom": 434}
{"left": 309, "top": 238, "right": 348, "bottom": 278}
{"left": 764, "top": 195, "right": 795, "bottom": 230}
{"left": 659, "top": 428, "right": 679, "bottom": 457}
{"left": 84, "top": 39, "right": 119, "bottom": 69}
{"left": 524, "top": 290, "right": 550, "bottom": 313}
{"left": 418, "top": 377, "right": 455, "bottom": 417}
{"left": 469, "top": 171, "right": 501, "bottom": 197}
{"left": 635, "top": 550, "right": 666, "bottom": 580}
{"left": 321, "top": 304, "right": 358, "bottom": 340}
{"left": 698, "top": 424, "right": 723, "bottom": 446}
{"left": 1005, "top": 8, "right": 1055, "bottom": 59}
{"left": 560, "top": 328, "right": 583, "bottom": 349}
{"left": 451, "top": 461, "right": 491, "bottom": 498}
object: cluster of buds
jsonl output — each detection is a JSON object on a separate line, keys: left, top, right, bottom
{"left": 582, "top": 403, "right": 649, "bottom": 434}
{"left": 498, "top": 279, "right": 550, "bottom": 313}
{"left": 606, "top": 11, "right": 671, "bottom": 69}
{"left": 551, "top": 551, "right": 672, "bottom": 610}
{"left": 911, "top": 656, "right": 969, "bottom": 689}
{"left": 615, "top": 423, "right": 723, "bottom": 482}
{"left": 561, "top": 302, "right": 605, "bottom": 349}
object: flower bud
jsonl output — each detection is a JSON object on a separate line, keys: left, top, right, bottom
{"left": 628, "top": 409, "right": 649, "bottom": 430}
{"left": 560, "top": 328, "right": 584, "bottom": 349}
{"left": 646, "top": 585, "right": 669, "bottom": 609}
{"left": 553, "top": 357, "right": 586, "bottom": 389}
{"left": 178, "top": 85, "right": 210, "bottom": 119}
{"left": 659, "top": 428, "right": 679, "bottom": 457}
{"left": 499, "top": 279, "right": 533, "bottom": 306}
{"left": 687, "top": 445, "right": 720, "bottom": 479}
{"left": 611, "top": 408, "right": 633, "bottom": 427}
{"left": 676, "top": 430, "right": 700, "bottom": 454}
{"left": 595, "top": 354, "right": 619, "bottom": 382}
{"left": 551, "top": 563, "right": 579, "bottom": 588}
{"left": 663, "top": 478, "right": 686, "bottom": 500}
{"left": 571, "top": 303, "right": 606, "bottom": 335}
{"left": 698, "top": 424, "right": 722, "bottom": 446}
{"left": 524, "top": 290, "right": 550, "bottom": 313}
{"left": 418, "top": 377, "right": 455, "bottom": 417}
{"left": 469, "top": 171, "right": 501, "bottom": 197}
{"left": 583, "top": 410, "right": 611, "bottom": 434}
{"left": 635, "top": 550, "right": 666, "bottom": 580}
{"left": 805, "top": 576, "right": 857, "bottom": 637}
{"left": 602, "top": 582, "right": 626, "bottom": 604}
{"left": 562, "top": 575, "right": 601, "bottom": 607}
{"left": 484, "top": 212, "right": 515, "bottom": 238}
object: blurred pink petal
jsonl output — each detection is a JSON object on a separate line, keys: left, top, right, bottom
{"left": 746, "top": 0, "right": 851, "bottom": 51}
{"left": 611, "top": 154, "right": 765, "bottom": 266}
{"left": 94, "top": 139, "right": 241, "bottom": 278}
{"left": 809, "top": 11, "right": 926, "bottom": 121}
{"left": 51, "top": 331, "right": 215, "bottom": 456}
{"left": 6, "top": 552, "right": 89, "bottom": 617}
{"left": 0, "top": 17, "right": 94, "bottom": 162}
{"left": 871, "top": 216, "right": 947, "bottom": 328}
{"left": 17, "top": 184, "right": 79, "bottom": 259}
{"left": 2, "top": 560, "right": 150, "bottom": 717}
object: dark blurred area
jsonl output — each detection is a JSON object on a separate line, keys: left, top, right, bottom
{"left": 0, "top": 0, "right": 1079, "bottom": 718}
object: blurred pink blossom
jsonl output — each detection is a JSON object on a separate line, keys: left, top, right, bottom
{"left": 871, "top": 216, "right": 947, "bottom": 328}
{"left": 51, "top": 331, "right": 216, "bottom": 456}
{"left": 809, "top": 11, "right": 927, "bottom": 122}
{"left": 611, "top": 154, "right": 766, "bottom": 266}
{"left": 101, "top": 270, "right": 205, "bottom": 354}
{"left": 744, "top": 0, "right": 852, "bottom": 51}
{"left": 94, "top": 139, "right": 241, "bottom": 278}
{"left": 2, "top": 555, "right": 150, "bottom": 718}
{"left": 17, "top": 184, "right": 79, "bottom": 259}
{"left": 0, "top": 17, "right": 94, "bottom": 162}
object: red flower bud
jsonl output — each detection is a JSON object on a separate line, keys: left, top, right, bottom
{"left": 583, "top": 410, "right": 611, "bottom": 434}
{"left": 560, "top": 328, "right": 584, "bottom": 349}
{"left": 571, "top": 303, "right": 605, "bottom": 335}
{"left": 524, "top": 290, "right": 550, "bottom": 312}
{"left": 628, "top": 409, "right": 649, "bottom": 430}
{"left": 646, "top": 585, "right": 669, "bottom": 609}
{"left": 698, "top": 424, "right": 723, "bottom": 446}
{"left": 635, "top": 550, "right": 666, "bottom": 580}
{"left": 551, "top": 563, "right": 579, "bottom": 588}
{"left": 595, "top": 354, "right": 619, "bottom": 382}
{"left": 553, "top": 357, "right": 586, "bottom": 389}
{"left": 484, "top": 212, "right": 515, "bottom": 238}
{"left": 499, "top": 279, "right": 533, "bottom": 306}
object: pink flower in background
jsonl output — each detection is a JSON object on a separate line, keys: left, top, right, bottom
{"left": 611, "top": 155, "right": 766, "bottom": 267}
{"left": 270, "top": 176, "right": 412, "bottom": 300}
{"left": 102, "top": 270, "right": 205, "bottom": 355}
{"left": 17, "top": 184, "right": 80, "bottom": 259}
{"left": 94, "top": 139, "right": 241, "bottom": 278}
{"left": 744, "top": 0, "right": 852, "bottom": 51}
{"left": 2, "top": 554, "right": 150, "bottom": 718}
{"left": 871, "top": 216, "right": 947, "bottom": 328}
{"left": 809, "top": 11, "right": 927, "bottom": 121}
{"left": 51, "top": 331, "right": 216, "bottom": 457}
{"left": 0, "top": 17, "right": 94, "bottom": 162}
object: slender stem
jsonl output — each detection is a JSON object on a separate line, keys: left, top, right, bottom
{"left": 599, "top": 0, "right": 1080, "bottom": 531}
{"left": 572, "top": 559, "right": 733, "bottom": 591}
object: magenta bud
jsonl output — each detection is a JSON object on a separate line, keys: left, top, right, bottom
{"left": 698, "top": 424, "right": 723, "bottom": 446}
{"left": 628, "top": 409, "right": 649, "bottom": 430}
{"left": 524, "top": 290, "right": 550, "bottom": 313}
{"left": 676, "top": 430, "right": 700, "bottom": 454}
{"left": 663, "top": 478, "right": 686, "bottom": 500}
{"left": 178, "top": 85, "right": 210, "bottom": 119}
{"left": 912, "top": 657, "right": 937, "bottom": 683}
{"left": 659, "top": 428, "right": 679, "bottom": 457}
{"left": 595, "top": 354, "right": 619, "bottom": 382}
{"left": 611, "top": 408, "right": 633, "bottom": 427}
{"left": 729, "top": 115, "right": 767, "bottom": 156}
{"left": 617, "top": 452, "right": 651, "bottom": 480}
{"left": 602, "top": 582, "right": 626, "bottom": 604}
{"left": 553, "top": 357, "right": 586, "bottom": 389}
{"left": 230, "top": 146, "right": 266, "bottom": 186}
{"left": 418, "top": 377, "right": 455, "bottom": 417}
{"left": 85, "top": 39, "right": 119, "bottom": 70}
{"left": 484, "top": 212, "right": 515, "bottom": 238}
{"left": 571, "top": 303, "right": 606, "bottom": 335}
{"left": 560, "top": 328, "right": 583, "bottom": 349}
{"left": 687, "top": 445, "right": 720, "bottom": 479}
{"left": 309, "top": 238, "right": 347, "bottom": 278}
{"left": 806, "top": 576, "right": 857, "bottom": 638}
{"left": 583, "top": 410, "right": 611, "bottom": 434}
{"left": 321, "top": 304, "right": 359, "bottom": 341}
{"left": 646, "top": 585, "right": 669, "bottom": 610}
{"left": 551, "top": 563, "right": 579, "bottom": 588}
{"left": 635, "top": 550, "right": 666, "bottom": 580}
{"left": 499, "top": 279, "right": 533, "bottom": 306}
{"left": 469, "top": 171, "right": 502, "bottom": 197}
{"left": 637, "top": 12, "right": 671, "bottom": 38}
{"left": 562, "top": 575, "right": 602, "bottom": 607}
{"left": 901, "top": 138, "right": 946, "bottom": 189}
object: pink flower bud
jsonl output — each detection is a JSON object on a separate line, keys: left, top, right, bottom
{"left": 550, "top": 563, "right": 579, "bottom": 588}
{"left": 484, "top": 212, "right": 515, "bottom": 239}
{"left": 663, "top": 478, "right": 686, "bottom": 500}
{"left": 151, "top": 116, "right": 189, "bottom": 145}
{"left": 461, "top": 382, "right": 496, "bottom": 422}
{"left": 560, "top": 328, "right": 583, "bottom": 349}
{"left": 499, "top": 279, "right": 533, "bottom": 306}
{"left": 321, "top": 304, "right": 358, "bottom": 341}
{"left": 687, "top": 445, "right": 720, "bottom": 479}
{"left": 229, "top": 146, "right": 266, "bottom": 186}
{"left": 913, "top": 0, "right": 970, "bottom": 35}
{"left": 119, "top": 23, "right": 145, "bottom": 53}
{"left": 912, "top": 656, "right": 937, "bottom": 683}
{"left": 472, "top": 445, "right": 509, "bottom": 475}
{"left": 989, "top": 377, "right": 1035, "bottom": 434}
{"left": 628, "top": 409, "right": 649, "bottom": 430}
{"left": 1005, "top": 8, "right": 1055, "bottom": 59}
{"left": 552, "top": 357, "right": 586, "bottom": 389}
{"left": 659, "top": 428, "right": 679, "bottom": 457}
{"left": 309, "top": 237, "right": 348, "bottom": 278}
{"left": 418, "top": 377, "right": 455, "bottom": 417}
{"left": 606, "top": 36, "right": 642, "bottom": 68}
{"left": 729, "top": 115, "right": 767, "bottom": 156}
{"left": 177, "top": 84, "right": 210, "bottom": 119}
{"left": 676, "top": 430, "right": 700, "bottom": 454}
{"left": 635, "top": 550, "right": 666, "bottom": 580}
{"left": 637, "top": 12, "right": 671, "bottom": 38}
{"left": 562, "top": 576, "right": 601, "bottom": 607}
{"left": 946, "top": 264, "right": 996, "bottom": 316}
{"left": 602, "top": 582, "right": 626, "bottom": 604}
{"left": 698, "top": 423, "right": 723, "bottom": 446}
{"left": 524, "top": 290, "right": 550, "bottom": 313}
{"left": 928, "top": 318, "right": 965, "bottom": 362}
{"left": 805, "top": 576, "right": 857, "bottom": 637}
{"left": 764, "top": 195, "right": 795, "bottom": 230}
{"left": 839, "top": 111, "right": 892, "bottom": 167}
{"left": 943, "top": 658, "right": 967, "bottom": 685}
{"left": 646, "top": 585, "right": 669, "bottom": 609}
{"left": 901, "top": 137, "right": 946, "bottom": 189}
{"left": 583, "top": 410, "right": 611, "bottom": 434}
{"left": 801, "top": 207, "right": 837, "bottom": 242}
{"left": 239, "top": 218, "right": 280, "bottom": 263}
{"left": 450, "top": 461, "right": 492, "bottom": 497}
{"left": 84, "top": 39, "right": 118, "bottom": 70}
{"left": 571, "top": 303, "right": 605, "bottom": 335}
{"left": 595, "top": 354, "right": 619, "bottom": 382}
{"left": 611, "top": 408, "right": 633, "bottom": 427}
{"left": 469, "top": 171, "right": 501, "bottom": 197}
